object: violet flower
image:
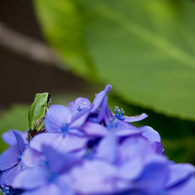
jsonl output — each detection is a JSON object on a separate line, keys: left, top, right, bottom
{"left": 29, "top": 105, "right": 89, "bottom": 153}
{"left": 0, "top": 131, "right": 26, "bottom": 186}
{"left": 12, "top": 145, "right": 80, "bottom": 195}
{"left": 0, "top": 84, "right": 194, "bottom": 195}
{"left": 69, "top": 133, "right": 168, "bottom": 194}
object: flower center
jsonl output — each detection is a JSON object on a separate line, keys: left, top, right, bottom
{"left": 115, "top": 106, "right": 125, "bottom": 120}
{"left": 17, "top": 155, "right": 22, "bottom": 161}
{"left": 77, "top": 102, "right": 87, "bottom": 112}
{"left": 59, "top": 123, "right": 69, "bottom": 137}
{"left": 106, "top": 117, "right": 117, "bottom": 129}
{"left": 1, "top": 186, "right": 10, "bottom": 195}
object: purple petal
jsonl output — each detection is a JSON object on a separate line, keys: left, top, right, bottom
{"left": 81, "top": 122, "right": 108, "bottom": 136}
{"left": 2, "top": 130, "right": 27, "bottom": 145}
{"left": 0, "top": 145, "right": 19, "bottom": 171}
{"left": 136, "top": 162, "right": 169, "bottom": 192}
{"left": 114, "top": 128, "right": 143, "bottom": 137}
{"left": 58, "top": 133, "right": 88, "bottom": 153}
{"left": 116, "top": 120, "right": 138, "bottom": 129}
{"left": 96, "top": 97, "right": 108, "bottom": 123}
{"left": 104, "top": 105, "right": 114, "bottom": 126}
{"left": 152, "top": 141, "right": 164, "bottom": 155}
{"left": 71, "top": 160, "right": 117, "bottom": 194}
{"left": 0, "top": 171, "right": 2, "bottom": 186}
{"left": 30, "top": 133, "right": 63, "bottom": 152}
{"left": 90, "top": 84, "right": 112, "bottom": 113}
{"left": 22, "top": 147, "right": 45, "bottom": 168}
{"left": 71, "top": 160, "right": 117, "bottom": 183}
{"left": 2, "top": 163, "right": 22, "bottom": 186}
{"left": 124, "top": 113, "right": 148, "bottom": 122}
{"left": 57, "top": 174, "right": 75, "bottom": 195}
{"left": 67, "top": 97, "right": 91, "bottom": 113}
{"left": 45, "top": 105, "right": 71, "bottom": 133}
{"left": 75, "top": 97, "right": 91, "bottom": 108}
{"left": 13, "top": 131, "right": 25, "bottom": 154}
{"left": 119, "top": 136, "right": 155, "bottom": 164}
{"left": 70, "top": 108, "right": 91, "bottom": 128}
{"left": 22, "top": 182, "right": 70, "bottom": 195}
{"left": 118, "top": 159, "right": 143, "bottom": 180}
{"left": 96, "top": 132, "right": 117, "bottom": 163}
{"left": 167, "top": 175, "right": 195, "bottom": 195}
{"left": 141, "top": 126, "right": 161, "bottom": 144}
{"left": 12, "top": 167, "right": 48, "bottom": 190}
{"left": 166, "top": 163, "right": 195, "bottom": 188}
{"left": 42, "top": 144, "right": 81, "bottom": 174}
{"left": 69, "top": 128, "right": 86, "bottom": 136}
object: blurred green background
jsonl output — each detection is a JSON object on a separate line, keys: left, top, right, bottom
{"left": 0, "top": 0, "right": 195, "bottom": 165}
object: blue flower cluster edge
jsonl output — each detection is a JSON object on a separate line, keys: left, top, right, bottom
{"left": 0, "top": 84, "right": 195, "bottom": 195}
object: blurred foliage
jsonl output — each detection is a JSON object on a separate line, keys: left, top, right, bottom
{"left": 34, "top": 0, "right": 195, "bottom": 120}
{"left": 0, "top": 104, "right": 29, "bottom": 154}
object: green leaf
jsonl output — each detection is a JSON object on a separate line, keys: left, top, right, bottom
{"left": 0, "top": 104, "right": 29, "bottom": 153}
{"left": 34, "top": 0, "right": 195, "bottom": 120}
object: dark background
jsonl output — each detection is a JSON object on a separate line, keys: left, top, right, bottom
{"left": 0, "top": 0, "right": 93, "bottom": 110}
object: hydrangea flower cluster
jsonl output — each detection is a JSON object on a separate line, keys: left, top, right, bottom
{"left": 0, "top": 85, "right": 195, "bottom": 195}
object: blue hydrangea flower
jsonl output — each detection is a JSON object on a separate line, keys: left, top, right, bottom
{"left": 12, "top": 145, "right": 80, "bottom": 195}
{"left": 0, "top": 84, "right": 194, "bottom": 195}
{"left": 0, "top": 132, "right": 26, "bottom": 186}
{"left": 29, "top": 105, "right": 89, "bottom": 153}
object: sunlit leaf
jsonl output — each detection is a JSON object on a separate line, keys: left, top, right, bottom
{"left": 34, "top": 0, "right": 195, "bottom": 120}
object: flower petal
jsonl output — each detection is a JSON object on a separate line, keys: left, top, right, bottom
{"left": 58, "top": 133, "right": 88, "bottom": 153}
{"left": 45, "top": 105, "right": 71, "bottom": 133}
{"left": 12, "top": 167, "right": 48, "bottom": 190}
{"left": 114, "top": 128, "right": 143, "bottom": 137}
{"left": 2, "top": 130, "right": 27, "bottom": 145}
{"left": 75, "top": 97, "right": 91, "bottom": 108}
{"left": 124, "top": 113, "right": 148, "bottom": 122}
{"left": 71, "top": 160, "right": 117, "bottom": 194}
{"left": 70, "top": 108, "right": 91, "bottom": 128}
{"left": 42, "top": 144, "right": 81, "bottom": 174}
{"left": 119, "top": 136, "right": 155, "bottom": 164}
{"left": 141, "top": 126, "right": 161, "bottom": 144}
{"left": 81, "top": 122, "right": 108, "bottom": 136}
{"left": 2, "top": 163, "right": 23, "bottom": 186}
{"left": 13, "top": 131, "right": 25, "bottom": 155}
{"left": 166, "top": 163, "right": 195, "bottom": 188}
{"left": 90, "top": 84, "right": 112, "bottom": 113}
{"left": 0, "top": 145, "right": 19, "bottom": 171}
{"left": 30, "top": 133, "right": 63, "bottom": 152}
{"left": 118, "top": 159, "right": 143, "bottom": 180}
{"left": 22, "top": 147, "right": 45, "bottom": 168}
{"left": 57, "top": 175, "right": 75, "bottom": 195}
{"left": 135, "top": 162, "right": 169, "bottom": 192}
{"left": 96, "top": 132, "right": 117, "bottom": 163}
{"left": 152, "top": 141, "right": 164, "bottom": 155}
{"left": 167, "top": 175, "right": 195, "bottom": 195}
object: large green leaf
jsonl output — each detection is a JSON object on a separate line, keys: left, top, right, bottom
{"left": 34, "top": 0, "right": 195, "bottom": 120}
